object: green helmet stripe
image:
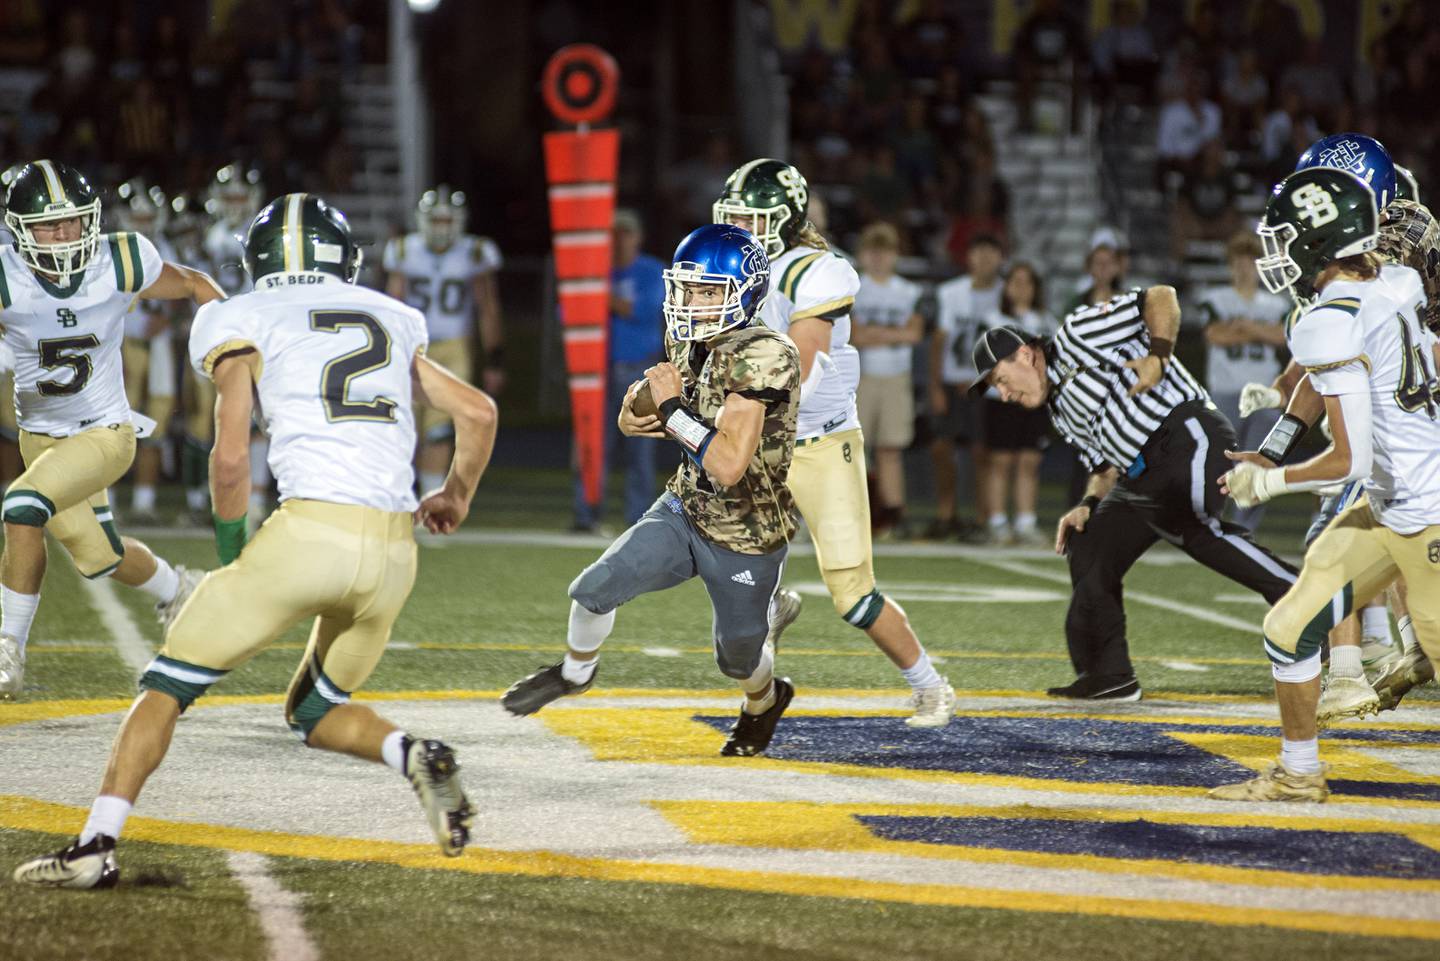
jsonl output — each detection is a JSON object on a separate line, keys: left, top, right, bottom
{"left": 34, "top": 160, "right": 65, "bottom": 204}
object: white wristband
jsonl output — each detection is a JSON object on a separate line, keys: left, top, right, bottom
{"left": 1253, "top": 466, "right": 1290, "bottom": 503}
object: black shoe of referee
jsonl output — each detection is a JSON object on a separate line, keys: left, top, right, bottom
{"left": 1047, "top": 674, "right": 1142, "bottom": 702}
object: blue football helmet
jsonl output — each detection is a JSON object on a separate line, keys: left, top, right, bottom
{"left": 662, "top": 223, "right": 770, "bottom": 342}
{"left": 1295, "top": 133, "right": 1396, "bottom": 210}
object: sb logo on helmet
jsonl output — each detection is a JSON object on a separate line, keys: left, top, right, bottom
{"left": 1292, "top": 183, "right": 1339, "bottom": 228}
{"left": 776, "top": 167, "right": 808, "bottom": 209}
{"left": 1429, "top": 539, "right": 1440, "bottom": 564}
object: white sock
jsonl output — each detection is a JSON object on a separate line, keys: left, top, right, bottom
{"left": 1361, "top": 604, "right": 1390, "bottom": 641}
{"left": 1330, "top": 645, "right": 1363, "bottom": 679}
{"left": 134, "top": 558, "right": 180, "bottom": 604}
{"left": 1, "top": 586, "right": 40, "bottom": 653}
{"left": 562, "top": 652, "right": 598, "bottom": 685}
{"left": 380, "top": 730, "right": 408, "bottom": 773}
{"left": 1280, "top": 737, "right": 1322, "bottom": 775}
{"left": 740, "top": 642, "right": 776, "bottom": 714}
{"left": 79, "top": 795, "right": 132, "bottom": 844}
{"left": 567, "top": 601, "right": 614, "bottom": 654}
{"left": 186, "top": 487, "right": 208, "bottom": 511}
{"left": 1398, "top": 614, "right": 1416, "bottom": 654}
{"left": 900, "top": 651, "right": 944, "bottom": 692}
{"left": 1014, "top": 512, "right": 1036, "bottom": 533}
{"left": 987, "top": 513, "right": 1008, "bottom": 530}
{"left": 132, "top": 485, "right": 156, "bottom": 512}
{"left": 420, "top": 471, "right": 445, "bottom": 494}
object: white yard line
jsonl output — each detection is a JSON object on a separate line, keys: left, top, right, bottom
{"left": 969, "top": 557, "right": 1263, "bottom": 634}
{"left": 226, "top": 851, "right": 320, "bottom": 961}
{"left": 77, "top": 577, "right": 154, "bottom": 676}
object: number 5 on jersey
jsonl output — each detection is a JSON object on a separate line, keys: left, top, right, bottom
{"left": 311, "top": 311, "right": 398, "bottom": 423}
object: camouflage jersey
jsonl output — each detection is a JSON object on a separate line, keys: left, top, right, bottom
{"left": 663, "top": 325, "right": 800, "bottom": 555}
{"left": 1378, "top": 199, "right": 1440, "bottom": 333}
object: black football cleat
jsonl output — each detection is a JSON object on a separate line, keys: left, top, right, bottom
{"left": 13, "top": 834, "right": 120, "bottom": 889}
{"left": 501, "top": 662, "right": 595, "bottom": 716}
{"left": 1046, "top": 674, "right": 1142, "bottom": 702}
{"left": 721, "top": 677, "right": 795, "bottom": 756}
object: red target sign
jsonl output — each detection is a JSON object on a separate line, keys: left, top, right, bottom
{"left": 542, "top": 44, "right": 619, "bottom": 126}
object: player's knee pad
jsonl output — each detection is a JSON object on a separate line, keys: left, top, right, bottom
{"left": 140, "top": 655, "right": 228, "bottom": 713}
{"left": 1270, "top": 651, "right": 1322, "bottom": 684}
{"left": 841, "top": 588, "right": 886, "bottom": 631}
{"left": 2, "top": 488, "right": 54, "bottom": 527}
{"left": 285, "top": 662, "right": 352, "bottom": 744}
{"left": 822, "top": 563, "right": 877, "bottom": 619}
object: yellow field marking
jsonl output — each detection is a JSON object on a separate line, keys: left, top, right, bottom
{"left": 655, "top": 800, "right": 1440, "bottom": 893}
{"left": 3, "top": 795, "right": 1438, "bottom": 941}
{"left": 1168, "top": 731, "right": 1440, "bottom": 786}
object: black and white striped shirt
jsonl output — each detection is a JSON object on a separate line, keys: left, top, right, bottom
{"left": 1046, "top": 288, "right": 1208, "bottom": 473}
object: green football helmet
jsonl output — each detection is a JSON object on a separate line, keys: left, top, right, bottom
{"left": 243, "top": 193, "right": 362, "bottom": 283}
{"left": 712, "top": 158, "right": 809, "bottom": 257}
{"left": 1396, "top": 164, "right": 1420, "bottom": 204}
{"left": 3, "top": 160, "right": 102, "bottom": 285}
{"left": 1257, "top": 167, "right": 1378, "bottom": 303}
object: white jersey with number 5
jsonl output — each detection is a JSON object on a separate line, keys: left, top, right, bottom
{"left": 1289, "top": 264, "right": 1440, "bottom": 533}
{"left": 0, "top": 231, "right": 164, "bottom": 436}
{"left": 189, "top": 272, "right": 429, "bottom": 513}
{"left": 382, "top": 233, "right": 500, "bottom": 342}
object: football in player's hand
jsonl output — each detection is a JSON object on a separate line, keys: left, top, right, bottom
{"left": 630, "top": 380, "right": 658, "bottom": 419}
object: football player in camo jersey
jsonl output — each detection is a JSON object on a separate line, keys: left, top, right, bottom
{"left": 714, "top": 159, "right": 957, "bottom": 728}
{"left": 384, "top": 186, "right": 505, "bottom": 498}
{"left": 0, "top": 161, "right": 224, "bottom": 701}
{"left": 503, "top": 223, "right": 805, "bottom": 758}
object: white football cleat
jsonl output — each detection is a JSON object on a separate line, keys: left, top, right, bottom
{"left": 1209, "top": 762, "right": 1329, "bottom": 802}
{"left": 155, "top": 566, "right": 203, "bottom": 632}
{"left": 13, "top": 835, "right": 120, "bottom": 889}
{"left": 766, "top": 589, "right": 802, "bottom": 652}
{"left": 1361, "top": 636, "right": 1403, "bottom": 680}
{"left": 905, "top": 680, "right": 956, "bottom": 728}
{"left": 0, "top": 633, "right": 23, "bottom": 700}
{"left": 1316, "top": 674, "right": 1380, "bottom": 727}
{"left": 1373, "top": 647, "right": 1437, "bottom": 712}
{"left": 405, "top": 737, "right": 476, "bottom": 857}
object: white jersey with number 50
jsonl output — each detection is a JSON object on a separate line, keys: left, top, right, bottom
{"left": 1289, "top": 264, "right": 1440, "bottom": 533}
{"left": 189, "top": 272, "right": 430, "bottom": 513}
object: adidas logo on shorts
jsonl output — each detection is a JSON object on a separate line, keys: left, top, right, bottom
{"left": 731, "top": 570, "right": 755, "bottom": 586}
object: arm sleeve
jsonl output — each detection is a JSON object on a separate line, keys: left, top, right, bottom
{"left": 726, "top": 336, "right": 801, "bottom": 405}
{"left": 789, "top": 253, "right": 860, "bottom": 322}
{"left": 471, "top": 237, "right": 502, "bottom": 274}
{"left": 189, "top": 302, "right": 260, "bottom": 379}
{"left": 1307, "top": 359, "right": 1370, "bottom": 396}
{"left": 382, "top": 237, "right": 401, "bottom": 273}
{"left": 1290, "top": 303, "right": 1368, "bottom": 373}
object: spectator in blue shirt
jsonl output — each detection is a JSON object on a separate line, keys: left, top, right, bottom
{"left": 573, "top": 209, "right": 667, "bottom": 531}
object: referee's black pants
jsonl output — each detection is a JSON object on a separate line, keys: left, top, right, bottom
{"left": 1063, "top": 400, "right": 1298, "bottom": 680}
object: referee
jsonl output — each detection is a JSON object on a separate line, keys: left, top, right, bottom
{"left": 969, "top": 285, "right": 1298, "bottom": 700}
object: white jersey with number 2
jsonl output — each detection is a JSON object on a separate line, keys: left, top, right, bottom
{"left": 1289, "top": 264, "right": 1440, "bottom": 534}
{"left": 189, "top": 272, "right": 430, "bottom": 513}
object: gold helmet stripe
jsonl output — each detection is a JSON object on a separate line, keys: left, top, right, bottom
{"left": 727, "top": 157, "right": 770, "bottom": 196}
{"left": 34, "top": 160, "right": 66, "bottom": 205}
{"left": 283, "top": 193, "right": 307, "bottom": 272}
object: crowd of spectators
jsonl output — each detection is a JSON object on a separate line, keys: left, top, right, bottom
{"left": 0, "top": 0, "right": 379, "bottom": 203}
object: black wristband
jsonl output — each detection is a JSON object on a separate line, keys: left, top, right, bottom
{"left": 1258, "top": 412, "right": 1309, "bottom": 465}
{"left": 659, "top": 397, "right": 717, "bottom": 465}
{"left": 1080, "top": 495, "right": 1101, "bottom": 512}
{"left": 1149, "top": 337, "right": 1174, "bottom": 361}
{"left": 485, "top": 346, "right": 505, "bottom": 369}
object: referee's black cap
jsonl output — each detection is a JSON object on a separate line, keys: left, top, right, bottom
{"left": 969, "top": 326, "right": 1036, "bottom": 396}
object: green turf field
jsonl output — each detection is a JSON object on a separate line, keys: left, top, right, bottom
{"left": 2, "top": 474, "right": 1438, "bottom": 961}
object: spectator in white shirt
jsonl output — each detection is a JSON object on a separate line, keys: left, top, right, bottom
{"left": 852, "top": 223, "right": 925, "bottom": 539}
{"left": 1156, "top": 70, "right": 1221, "bottom": 181}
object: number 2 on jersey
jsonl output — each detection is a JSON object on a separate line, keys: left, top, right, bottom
{"left": 311, "top": 311, "right": 398, "bottom": 423}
